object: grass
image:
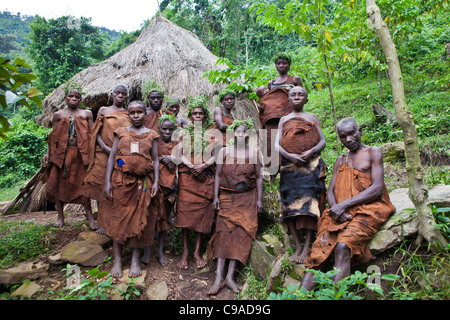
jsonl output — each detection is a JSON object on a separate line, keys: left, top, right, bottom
{"left": 0, "top": 179, "right": 27, "bottom": 202}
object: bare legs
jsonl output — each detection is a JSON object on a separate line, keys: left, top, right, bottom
{"left": 207, "top": 258, "right": 240, "bottom": 295}
{"left": 287, "top": 221, "right": 312, "bottom": 264}
{"left": 177, "top": 228, "right": 207, "bottom": 269}
{"left": 55, "top": 199, "right": 98, "bottom": 230}
{"left": 111, "top": 241, "right": 142, "bottom": 278}
{"left": 141, "top": 231, "right": 168, "bottom": 266}
{"left": 300, "top": 242, "right": 351, "bottom": 291}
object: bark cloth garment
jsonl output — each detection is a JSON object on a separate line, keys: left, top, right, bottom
{"left": 279, "top": 118, "right": 327, "bottom": 231}
{"left": 259, "top": 75, "right": 296, "bottom": 160}
{"left": 43, "top": 116, "right": 91, "bottom": 205}
{"left": 82, "top": 110, "right": 131, "bottom": 200}
{"left": 207, "top": 154, "right": 258, "bottom": 265}
{"left": 175, "top": 154, "right": 215, "bottom": 234}
{"left": 213, "top": 108, "right": 234, "bottom": 146}
{"left": 156, "top": 139, "right": 178, "bottom": 232}
{"left": 144, "top": 110, "right": 162, "bottom": 132}
{"left": 306, "top": 158, "right": 396, "bottom": 268}
{"left": 100, "top": 127, "right": 159, "bottom": 247}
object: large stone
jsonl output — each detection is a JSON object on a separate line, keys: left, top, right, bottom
{"left": 249, "top": 239, "right": 275, "bottom": 278}
{"left": 380, "top": 141, "right": 405, "bottom": 163}
{"left": 60, "top": 241, "right": 107, "bottom": 267}
{"left": 369, "top": 185, "right": 450, "bottom": 254}
{"left": 146, "top": 279, "right": 169, "bottom": 300}
{"left": 118, "top": 269, "right": 147, "bottom": 290}
{"left": 0, "top": 261, "right": 49, "bottom": 284}
{"left": 78, "top": 230, "right": 112, "bottom": 248}
{"left": 10, "top": 281, "right": 41, "bottom": 299}
{"left": 261, "top": 234, "right": 284, "bottom": 255}
{"left": 428, "top": 184, "right": 450, "bottom": 207}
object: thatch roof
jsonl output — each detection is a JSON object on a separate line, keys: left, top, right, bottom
{"left": 35, "top": 16, "right": 259, "bottom": 128}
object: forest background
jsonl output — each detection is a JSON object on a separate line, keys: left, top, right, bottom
{"left": 0, "top": 0, "right": 448, "bottom": 299}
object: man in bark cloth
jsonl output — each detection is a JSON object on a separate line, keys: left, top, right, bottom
{"left": 301, "top": 117, "right": 396, "bottom": 290}
{"left": 274, "top": 86, "right": 327, "bottom": 263}
{"left": 42, "top": 85, "right": 97, "bottom": 230}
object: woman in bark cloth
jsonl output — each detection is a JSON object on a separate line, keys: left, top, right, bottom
{"left": 256, "top": 52, "right": 303, "bottom": 172}
{"left": 274, "top": 86, "right": 327, "bottom": 263}
{"left": 174, "top": 95, "right": 217, "bottom": 270}
{"left": 207, "top": 118, "right": 263, "bottom": 295}
{"left": 82, "top": 84, "right": 131, "bottom": 234}
{"left": 103, "top": 100, "right": 159, "bottom": 278}
{"left": 213, "top": 88, "right": 236, "bottom": 147}
{"left": 42, "top": 84, "right": 97, "bottom": 230}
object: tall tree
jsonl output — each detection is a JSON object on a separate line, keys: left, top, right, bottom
{"left": 366, "top": 0, "right": 447, "bottom": 249}
{"left": 26, "top": 16, "right": 107, "bottom": 95}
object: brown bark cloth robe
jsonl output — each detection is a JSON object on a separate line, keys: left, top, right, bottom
{"left": 213, "top": 108, "right": 234, "bottom": 146}
{"left": 43, "top": 116, "right": 91, "bottom": 206}
{"left": 259, "top": 75, "right": 296, "bottom": 161}
{"left": 175, "top": 153, "right": 215, "bottom": 234}
{"left": 155, "top": 139, "right": 178, "bottom": 232}
{"left": 101, "top": 127, "right": 159, "bottom": 247}
{"left": 82, "top": 110, "right": 131, "bottom": 201}
{"left": 306, "top": 157, "right": 396, "bottom": 268}
{"left": 144, "top": 110, "right": 163, "bottom": 132}
{"left": 279, "top": 118, "right": 326, "bottom": 231}
{"left": 207, "top": 155, "right": 258, "bottom": 265}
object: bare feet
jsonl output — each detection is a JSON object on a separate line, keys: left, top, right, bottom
{"left": 157, "top": 252, "right": 169, "bottom": 267}
{"left": 141, "top": 246, "right": 151, "bottom": 264}
{"left": 177, "top": 253, "right": 189, "bottom": 269}
{"left": 96, "top": 225, "right": 106, "bottom": 235}
{"left": 207, "top": 280, "right": 224, "bottom": 295}
{"left": 225, "top": 278, "right": 241, "bottom": 293}
{"left": 55, "top": 218, "right": 65, "bottom": 228}
{"left": 129, "top": 249, "right": 142, "bottom": 278}
{"left": 111, "top": 259, "right": 123, "bottom": 278}
{"left": 194, "top": 253, "right": 207, "bottom": 269}
{"left": 289, "top": 246, "right": 308, "bottom": 264}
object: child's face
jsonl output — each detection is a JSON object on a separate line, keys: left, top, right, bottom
{"left": 148, "top": 92, "right": 164, "bottom": 110}
{"left": 275, "top": 58, "right": 290, "bottom": 74}
{"left": 159, "top": 120, "right": 175, "bottom": 142}
{"left": 112, "top": 87, "right": 128, "bottom": 106}
{"left": 288, "top": 87, "right": 308, "bottom": 110}
{"left": 167, "top": 103, "right": 180, "bottom": 115}
{"left": 189, "top": 107, "right": 206, "bottom": 124}
{"left": 65, "top": 91, "right": 82, "bottom": 109}
{"left": 128, "top": 104, "right": 146, "bottom": 127}
{"left": 222, "top": 94, "right": 235, "bottom": 109}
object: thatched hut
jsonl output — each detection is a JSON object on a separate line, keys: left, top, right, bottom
{"left": 6, "top": 16, "right": 259, "bottom": 214}
{"left": 36, "top": 16, "right": 258, "bottom": 127}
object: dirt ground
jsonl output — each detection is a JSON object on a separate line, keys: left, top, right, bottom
{"left": 0, "top": 210, "right": 239, "bottom": 300}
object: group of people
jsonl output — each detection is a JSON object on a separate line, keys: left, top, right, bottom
{"left": 41, "top": 52, "right": 396, "bottom": 296}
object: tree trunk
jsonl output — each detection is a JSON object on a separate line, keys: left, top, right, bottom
{"left": 366, "top": 0, "right": 447, "bottom": 249}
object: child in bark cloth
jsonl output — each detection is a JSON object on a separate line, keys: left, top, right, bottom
{"left": 103, "top": 100, "right": 159, "bottom": 278}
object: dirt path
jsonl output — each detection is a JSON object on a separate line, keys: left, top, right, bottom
{"left": 0, "top": 210, "right": 239, "bottom": 300}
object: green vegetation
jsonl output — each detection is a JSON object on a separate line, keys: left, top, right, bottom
{"left": 0, "top": 0, "right": 448, "bottom": 300}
